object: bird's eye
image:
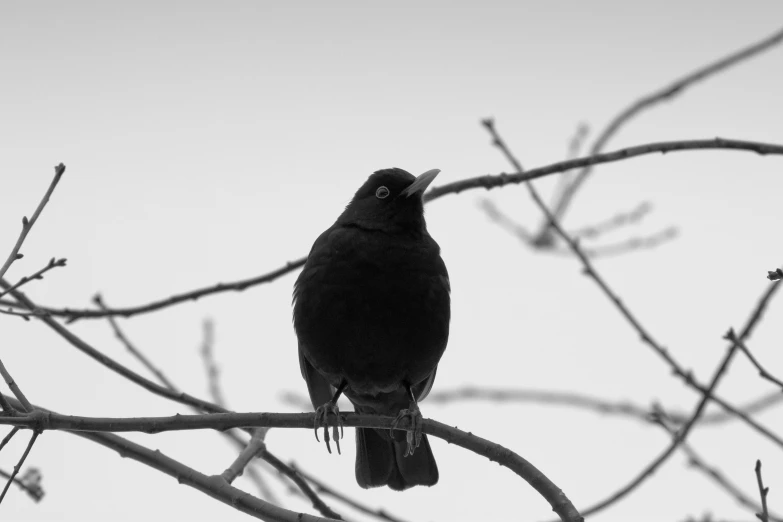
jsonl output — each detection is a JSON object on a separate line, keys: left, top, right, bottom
{"left": 375, "top": 186, "right": 390, "bottom": 199}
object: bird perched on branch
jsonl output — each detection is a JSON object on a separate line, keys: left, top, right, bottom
{"left": 293, "top": 168, "right": 450, "bottom": 490}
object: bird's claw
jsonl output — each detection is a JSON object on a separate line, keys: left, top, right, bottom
{"left": 314, "top": 401, "right": 343, "bottom": 455}
{"left": 391, "top": 402, "right": 423, "bottom": 457}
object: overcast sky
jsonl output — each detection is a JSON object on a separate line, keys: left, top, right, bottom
{"left": 2, "top": 2, "right": 783, "bottom": 522}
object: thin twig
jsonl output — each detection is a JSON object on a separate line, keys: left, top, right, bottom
{"left": 0, "top": 429, "right": 40, "bottom": 504}
{"left": 0, "top": 392, "right": 17, "bottom": 415}
{"left": 427, "top": 138, "right": 783, "bottom": 203}
{"left": 93, "top": 294, "right": 177, "bottom": 389}
{"left": 0, "top": 358, "right": 33, "bottom": 413}
{"left": 549, "top": 123, "right": 590, "bottom": 218}
{"left": 0, "top": 427, "right": 20, "bottom": 454}
{"left": 221, "top": 430, "right": 267, "bottom": 485}
{"left": 756, "top": 460, "right": 771, "bottom": 522}
{"left": 259, "top": 448, "right": 343, "bottom": 521}
{"left": 481, "top": 198, "right": 677, "bottom": 257}
{"left": 0, "top": 258, "right": 307, "bottom": 321}
{"left": 200, "top": 319, "right": 227, "bottom": 408}
{"left": 573, "top": 227, "right": 677, "bottom": 258}
{"left": 0, "top": 258, "right": 66, "bottom": 300}
{"left": 0, "top": 467, "right": 43, "bottom": 502}
{"left": 0, "top": 164, "right": 65, "bottom": 281}
{"left": 544, "top": 25, "right": 783, "bottom": 233}
{"left": 687, "top": 449, "right": 779, "bottom": 521}
{"left": 767, "top": 268, "right": 782, "bottom": 281}
{"left": 0, "top": 307, "right": 42, "bottom": 320}
{"left": 730, "top": 331, "right": 783, "bottom": 390}
{"left": 292, "top": 463, "right": 412, "bottom": 522}
{"left": 479, "top": 199, "right": 535, "bottom": 243}
{"left": 569, "top": 201, "right": 652, "bottom": 240}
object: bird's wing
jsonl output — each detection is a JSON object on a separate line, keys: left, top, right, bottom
{"left": 298, "top": 343, "right": 335, "bottom": 410}
{"left": 413, "top": 366, "right": 438, "bottom": 403}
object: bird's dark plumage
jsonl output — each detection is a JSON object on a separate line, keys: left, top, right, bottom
{"left": 293, "top": 168, "right": 450, "bottom": 490}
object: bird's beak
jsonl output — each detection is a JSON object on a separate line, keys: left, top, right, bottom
{"left": 401, "top": 169, "right": 440, "bottom": 198}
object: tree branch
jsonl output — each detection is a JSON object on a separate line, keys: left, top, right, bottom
{"left": 0, "top": 467, "right": 43, "bottom": 502}
{"left": 0, "top": 405, "right": 582, "bottom": 522}
{"left": 544, "top": 25, "right": 783, "bottom": 232}
{"left": 0, "top": 257, "right": 66, "bottom": 300}
{"left": 0, "top": 429, "right": 41, "bottom": 505}
{"left": 0, "top": 164, "right": 65, "bottom": 281}
{"left": 756, "top": 460, "right": 770, "bottom": 522}
{"left": 0, "top": 358, "right": 33, "bottom": 413}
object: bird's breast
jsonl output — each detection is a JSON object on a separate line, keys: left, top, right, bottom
{"left": 294, "top": 226, "right": 450, "bottom": 392}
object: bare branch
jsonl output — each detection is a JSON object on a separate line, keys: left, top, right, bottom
{"left": 1, "top": 395, "right": 336, "bottom": 522}
{"left": 545, "top": 25, "right": 783, "bottom": 231}
{"left": 574, "top": 227, "right": 677, "bottom": 258}
{"left": 0, "top": 427, "right": 20, "bottom": 454}
{"left": 0, "top": 467, "right": 43, "bottom": 502}
{"left": 479, "top": 199, "right": 535, "bottom": 243}
{"left": 0, "top": 307, "right": 41, "bottom": 321}
{"left": 767, "top": 269, "right": 782, "bottom": 281}
{"left": 0, "top": 164, "right": 65, "bottom": 281}
{"left": 728, "top": 331, "right": 783, "bottom": 390}
{"left": 427, "top": 138, "right": 783, "bottom": 203}
{"left": 221, "top": 430, "right": 267, "bottom": 485}
{"left": 258, "top": 448, "right": 343, "bottom": 521}
{"left": 0, "top": 391, "right": 17, "bottom": 415}
{"left": 0, "top": 258, "right": 306, "bottom": 321}
{"left": 0, "top": 257, "right": 66, "bottom": 300}
{"left": 200, "top": 319, "right": 227, "bottom": 407}
{"left": 756, "top": 460, "right": 770, "bottom": 522}
{"left": 94, "top": 294, "right": 177, "bottom": 390}
{"left": 480, "top": 198, "right": 677, "bottom": 257}
{"left": 0, "top": 358, "right": 33, "bottom": 413}
{"left": 687, "top": 449, "right": 778, "bottom": 521}
{"left": 569, "top": 201, "right": 652, "bottom": 240}
{"left": 78, "top": 429, "right": 330, "bottom": 522}
{"left": 549, "top": 123, "right": 590, "bottom": 214}
{"left": 0, "top": 430, "right": 41, "bottom": 505}
{"left": 291, "top": 463, "right": 412, "bottom": 522}
{"left": 0, "top": 404, "right": 582, "bottom": 522}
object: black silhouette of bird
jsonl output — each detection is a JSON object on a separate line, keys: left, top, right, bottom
{"left": 293, "top": 168, "right": 450, "bottom": 490}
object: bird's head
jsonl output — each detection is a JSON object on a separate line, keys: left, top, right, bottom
{"left": 336, "top": 168, "right": 439, "bottom": 234}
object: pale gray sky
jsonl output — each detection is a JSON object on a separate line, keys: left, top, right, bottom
{"left": 2, "top": 2, "right": 783, "bottom": 521}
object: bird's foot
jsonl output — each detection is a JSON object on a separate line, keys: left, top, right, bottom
{"left": 314, "top": 401, "right": 343, "bottom": 455}
{"left": 391, "top": 402, "right": 423, "bottom": 457}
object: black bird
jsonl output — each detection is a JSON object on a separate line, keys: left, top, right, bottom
{"left": 293, "top": 168, "right": 450, "bottom": 491}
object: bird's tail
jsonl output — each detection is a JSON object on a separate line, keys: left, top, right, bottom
{"left": 355, "top": 426, "right": 438, "bottom": 491}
